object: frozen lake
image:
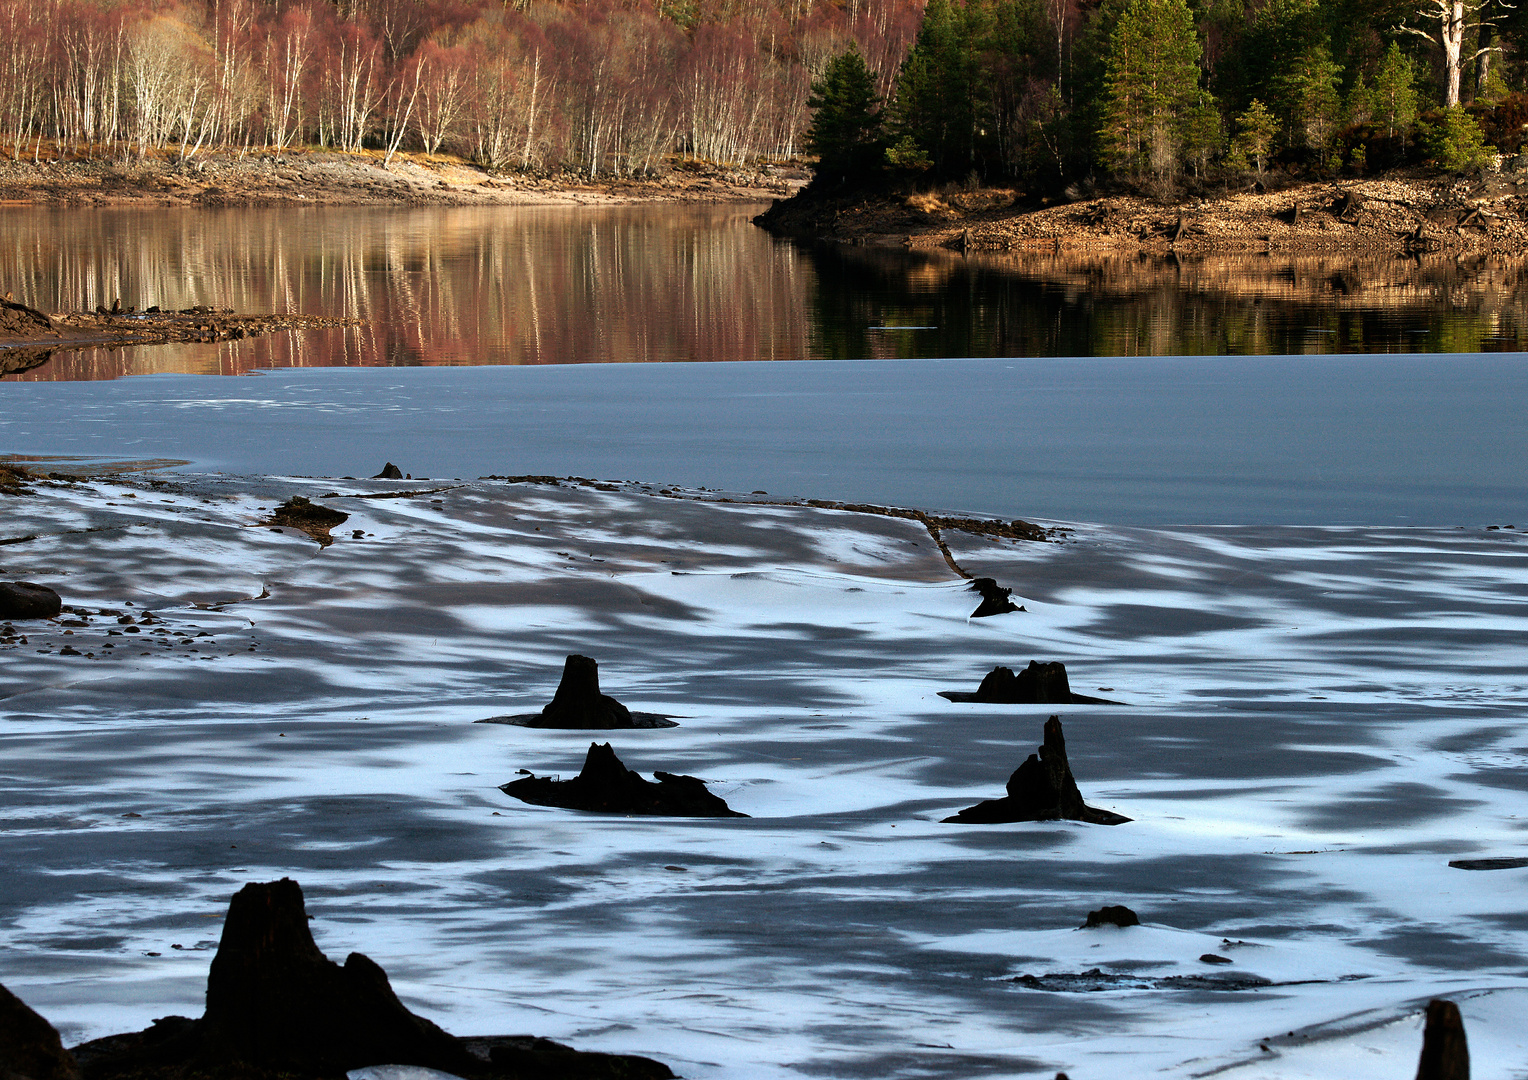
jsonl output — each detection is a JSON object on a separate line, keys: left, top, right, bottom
{"left": 2, "top": 353, "right": 1525, "bottom": 526}
{"left": 1, "top": 472, "right": 1525, "bottom": 1079}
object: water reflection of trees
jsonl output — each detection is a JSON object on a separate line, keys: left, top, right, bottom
{"left": 3, "top": 204, "right": 815, "bottom": 380}
{"left": 806, "top": 244, "right": 1528, "bottom": 357}
{"left": 10, "top": 208, "right": 1528, "bottom": 381}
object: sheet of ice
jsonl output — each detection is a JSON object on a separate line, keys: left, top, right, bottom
{"left": 3, "top": 353, "right": 1527, "bottom": 525}
{"left": 2, "top": 474, "right": 1526, "bottom": 1079}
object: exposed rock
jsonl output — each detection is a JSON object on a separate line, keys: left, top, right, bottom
{"left": 1082, "top": 905, "right": 1139, "bottom": 928}
{"left": 0, "top": 982, "right": 81, "bottom": 1080}
{"left": 68, "top": 878, "right": 676, "bottom": 1080}
{"left": 942, "top": 716, "right": 1130, "bottom": 825}
{"left": 0, "top": 582, "right": 62, "bottom": 620}
{"left": 968, "top": 577, "right": 1021, "bottom": 618}
{"left": 500, "top": 742, "right": 746, "bottom": 817}
{"left": 373, "top": 462, "right": 404, "bottom": 479}
{"left": 939, "top": 661, "right": 1115, "bottom": 704}
{"left": 1199, "top": 953, "right": 1233, "bottom": 965}
{"left": 1416, "top": 998, "right": 1469, "bottom": 1080}
{"left": 265, "top": 496, "right": 348, "bottom": 547}
{"left": 0, "top": 463, "right": 32, "bottom": 494}
{"left": 475, "top": 655, "right": 677, "bottom": 729}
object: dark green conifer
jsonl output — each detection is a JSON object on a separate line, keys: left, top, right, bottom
{"left": 805, "top": 48, "right": 885, "bottom": 182}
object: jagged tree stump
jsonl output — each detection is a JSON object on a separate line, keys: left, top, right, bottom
{"left": 533, "top": 655, "right": 635, "bottom": 729}
{"left": 197, "top": 878, "right": 475, "bottom": 1074}
{"left": 1416, "top": 999, "right": 1469, "bottom": 1080}
{"left": 943, "top": 716, "right": 1130, "bottom": 825}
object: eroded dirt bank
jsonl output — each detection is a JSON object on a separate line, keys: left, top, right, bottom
{"left": 756, "top": 170, "right": 1528, "bottom": 254}
{"left": 0, "top": 149, "right": 805, "bottom": 207}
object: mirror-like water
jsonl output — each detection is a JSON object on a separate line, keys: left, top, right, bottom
{"left": 4, "top": 203, "right": 1528, "bottom": 380}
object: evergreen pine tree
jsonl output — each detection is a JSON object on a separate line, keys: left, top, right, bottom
{"left": 890, "top": 0, "right": 991, "bottom": 177}
{"left": 1227, "top": 99, "right": 1277, "bottom": 173}
{"left": 805, "top": 48, "right": 885, "bottom": 182}
{"left": 1371, "top": 42, "right": 1418, "bottom": 140}
{"left": 1098, "top": 0, "right": 1204, "bottom": 176}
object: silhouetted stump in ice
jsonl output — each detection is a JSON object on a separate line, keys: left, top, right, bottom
{"left": 501, "top": 742, "right": 746, "bottom": 817}
{"left": 943, "top": 716, "right": 1130, "bottom": 825}
{"left": 939, "top": 661, "right": 1116, "bottom": 704}
{"left": 0, "top": 981, "right": 81, "bottom": 1080}
{"left": 373, "top": 462, "right": 403, "bottom": 479}
{"left": 1082, "top": 905, "right": 1139, "bottom": 928}
{"left": 476, "top": 655, "right": 677, "bottom": 729}
{"left": 195, "top": 879, "right": 473, "bottom": 1074}
{"left": 968, "top": 578, "right": 1022, "bottom": 618}
{"left": 67, "top": 878, "right": 676, "bottom": 1080}
{"left": 0, "top": 582, "right": 62, "bottom": 620}
{"left": 1416, "top": 999, "right": 1469, "bottom": 1080}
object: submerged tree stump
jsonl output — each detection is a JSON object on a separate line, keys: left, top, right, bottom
{"left": 501, "top": 742, "right": 747, "bottom": 817}
{"left": 0, "top": 982, "right": 81, "bottom": 1080}
{"left": 477, "top": 655, "right": 677, "bottom": 729}
{"left": 943, "top": 716, "right": 1130, "bottom": 825}
{"left": 939, "top": 661, "right": 1116, "bottom": 704}
{"left": 1416, "top": 999, "right": 1469, "bottom": 1080}
{"left": 198, "top": 879, "right": 475, "bottom": 1074}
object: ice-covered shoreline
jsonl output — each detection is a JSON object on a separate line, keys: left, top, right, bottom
{"left": 2, "top": 469, "right": 1526, "bottom": 1078}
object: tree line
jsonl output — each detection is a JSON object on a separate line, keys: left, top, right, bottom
{"left": 0, "top": 0, "right": 921, "bottom": 175}
{"left": 809, "top": 0, "right": 1528, "bottom": 192}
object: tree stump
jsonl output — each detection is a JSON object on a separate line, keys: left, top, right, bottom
{"left": 199, "top": 879, "right": 475, "bottom": 1074}
{"left": 1416, "top": 999, "right": 1469, "bottom": 1080}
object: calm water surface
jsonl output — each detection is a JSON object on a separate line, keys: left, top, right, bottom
{"left": 4, "top": 203, "right": 1528, "bottom": 379}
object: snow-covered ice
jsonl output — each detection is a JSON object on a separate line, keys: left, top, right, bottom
{"left": 1, "top": 471, "right": 1526, "bottom": 1078}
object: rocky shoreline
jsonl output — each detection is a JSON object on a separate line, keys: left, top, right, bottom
{"left": 754, "top": 169, "right": 1528, "bottom": 255}
{"left": 0, "top": 150, "right": 803, "bottom": 209}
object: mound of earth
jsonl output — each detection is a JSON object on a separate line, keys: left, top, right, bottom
{"left": 939, "top": 661, "right": 1116, "bottom": 704}
{"left": 501, "top": 742, "right": 745, "bottom": 817}
{"left": 476, "top": 654, "right": 676, "bottom": 729}
{"left": 943, "top": 715, "right": 1130, "bottom": 825}
{"left": 264, "top": 496, "right": 349, "bottom": 546}
{"left": 0, "top": 298, "right": 57, "bottom": 338}
{"left": 57, "top": 878, "right": 675, "bottom": 1080}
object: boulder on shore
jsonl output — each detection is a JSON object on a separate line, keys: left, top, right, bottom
{"left": 67, "top": 878, "right": 676, "bottom": 1080}
{"left": 1082, "top": 905, "right": 1139, "bottom": 928}
{"left": 0, "top": 582, "right": 62, "bottom": 620}
{"left": 0, "top": 981, "right": 81, "bottom": 1080}
{"left": 943, "top": 716, "right": 1130, "bottom": 825}
{"left": 372, "top": 462, "right": 404, "bottom": 479}
{"left": 939, "top": 661, "right": 1115, "bottom": 704}
{"left": 476, "top": 655, "right": 677, "bottom": 728}
{"left": 501, "top": 742, "right": 747, "bottom": 817}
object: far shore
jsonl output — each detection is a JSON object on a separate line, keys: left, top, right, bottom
{"left": 754, "top": 169, "right": 1528, "bottom": 255}
{"left": 0, "top": 147, "right": 805, "bottom": 209}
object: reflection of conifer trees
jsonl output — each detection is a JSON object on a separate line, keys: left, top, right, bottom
{"left": 6, "top": 211, "right": 1528, "bottom": 380}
